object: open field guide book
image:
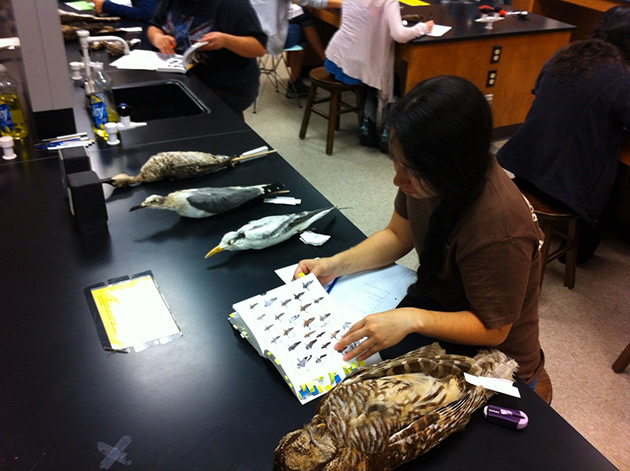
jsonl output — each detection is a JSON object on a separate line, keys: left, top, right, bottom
{"left": 230, "top": 264, "right": 417, "bottom": 404}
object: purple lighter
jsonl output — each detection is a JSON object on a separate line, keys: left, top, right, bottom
{"left": 483, "top": 405, "right": 529, "bottom": 430}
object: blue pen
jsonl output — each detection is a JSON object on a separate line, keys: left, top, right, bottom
{"left": 326, "top": 277, "right": 339, "bottom": 294}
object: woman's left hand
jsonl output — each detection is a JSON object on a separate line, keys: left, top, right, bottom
{"left": 199, "top": 32, "right": 228, "bottom": 51}
{"left": 334, "top": 309, "right": 417, "bottom": 361}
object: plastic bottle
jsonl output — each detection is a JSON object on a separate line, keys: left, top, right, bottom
{"left": 0, "top": 64, "right": 28, "bottom": 140}
{"left": 86, "top": 62, "right": 118, "bottom": 138}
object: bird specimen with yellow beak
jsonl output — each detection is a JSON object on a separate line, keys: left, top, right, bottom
{"left": 129, "top": 182, "right": 287, "bottom": 218}
{"left": 205, "top": 207, "right": 335, "bottom": 258}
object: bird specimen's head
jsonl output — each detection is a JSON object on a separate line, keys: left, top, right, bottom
{"left": 129, "top": 195, "right": 167, "bottom": 212}
{"left": 274, "top": 423, "right": 336, "bottom": 471}
{"left": 204, "top": 230, "right": 244, "bottom": 258}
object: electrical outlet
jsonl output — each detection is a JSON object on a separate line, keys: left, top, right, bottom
{"left": 485, "top": 94, "right": 494, "bottom": 106}
{"left": 486, "top": 70, "right": 498, "bottom": 88}
{"left": 491, "top": 45, "right": 502, "bottom": 63}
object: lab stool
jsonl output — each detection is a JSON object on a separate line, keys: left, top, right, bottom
{"left": 612, "top": 340, "right": 630, "bottom": 373}
{"left": 299, "top": 66, "right": 366, "bottom": 155}
{"left": 254, "top": 45, "right": 304, "bottom": 113}
{"left": 514, "top": 178, "right": 580, "bottom": 289}
{"left": 534, "top": 368, "right": 553, "bottom": 405}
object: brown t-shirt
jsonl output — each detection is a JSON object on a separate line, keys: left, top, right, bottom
{"left": 394, "top": 160, "right": 545, "bottom": 382}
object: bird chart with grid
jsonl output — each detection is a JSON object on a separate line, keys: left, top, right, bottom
{"left": 230, "top": 273, "right": 382, "bottom": 404}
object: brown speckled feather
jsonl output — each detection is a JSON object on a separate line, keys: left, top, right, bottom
{"left": 274, "top": 343, "right": 518, "bottom": 471}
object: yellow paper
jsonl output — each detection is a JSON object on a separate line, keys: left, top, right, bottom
{"left": 400, "top": 0, "right": 430, "bottom": 5}
{"left": 91, "top": 275, "right": 180, "bottom": 350}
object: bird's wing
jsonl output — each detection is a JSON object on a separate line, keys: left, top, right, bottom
{"left": 377, "top": 386, "right": 488, "bottom": 470}
{"left": 186, "top": 186, "right": 263, "bottom": 213}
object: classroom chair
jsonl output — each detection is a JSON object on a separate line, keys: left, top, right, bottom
{"left": 612, "top": 340, "right": 630, "bottom": 373}
{"left": 253, "top": 45, "right": 304, "bottom": 113}
{"left": 514, "top": 178, "right": 581, "bottom": 289}
{"left": 299, "top": 66, "right": 366, "bottom": 155}
{"left": 534, "top": 368, "right": 553, "bottom": 404}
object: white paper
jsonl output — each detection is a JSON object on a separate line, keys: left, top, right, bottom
{"left": 299, "top": 231, "right": 330, "bottom": 246}
{"left": 274, "top": 263, "right": 416, "bottom": 316}
{"left": 427, "top": 25, "right": 452, "bottom": 37}
{"left": 328, "top": 265, "right": 417, "bottom": 317}
{"left": 464, "top": 372, "right": 521, "bottom": 398}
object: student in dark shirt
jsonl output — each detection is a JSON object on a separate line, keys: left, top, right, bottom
{"left": 497, "top": 7, "right": 630, "bottom": 262}
{"left": 148, "top": 0, "right": 267, "bottom": 115}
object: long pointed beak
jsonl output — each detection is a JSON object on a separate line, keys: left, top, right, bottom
{"left": 129, "top": 205, "right": 144, "bottom": 212}
{"left": 205, "top": 245, "right": 225, "bottom": 258}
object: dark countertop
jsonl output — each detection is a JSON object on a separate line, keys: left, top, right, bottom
{"left": 403, "top": 2, "right": 575, "bottom": 45}
{"left": 0, "top": 23, "right": 615, "bottom": 471}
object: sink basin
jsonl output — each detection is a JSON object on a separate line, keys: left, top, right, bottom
{"left": 112, "top": 81, "right": 209, "bottom": 122}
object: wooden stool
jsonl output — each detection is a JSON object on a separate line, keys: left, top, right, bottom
{"left": 514, "top": 179, "right": 580, "bottom": 289}
{"left": 534, "top": 367, "right": 553, "bottom": 405}
{"left": 299, "top": 66, "right": 366, "bottom": 155}
{"left": 612, "top": 341, "right": 630, "bottom": 373}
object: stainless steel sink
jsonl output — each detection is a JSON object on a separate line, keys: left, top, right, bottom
{"left": 112, "top": 81, "right": 210, "bottom": 122}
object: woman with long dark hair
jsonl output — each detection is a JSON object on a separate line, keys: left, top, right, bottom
{"left": 497, "top": 6, "right": 630, "bottom": 262}
{"left": 295, "top": 75, "right": 545, "bottom": 385}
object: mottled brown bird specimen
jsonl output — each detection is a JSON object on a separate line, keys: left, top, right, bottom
{"left": 104, "top": 149, "right": 275, "bottom": 188}
{"left": 274, "top": 343, "right": 518, "bottom": 471}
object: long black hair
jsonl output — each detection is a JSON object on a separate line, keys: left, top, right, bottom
{"left": 389, "top": 75, "right": 493, "bottom": 298}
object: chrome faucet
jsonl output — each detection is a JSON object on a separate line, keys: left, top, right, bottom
{"left": 73, "top": 30, "right": 130, "bottom": 89}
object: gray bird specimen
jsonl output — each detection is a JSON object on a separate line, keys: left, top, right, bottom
{"left": 274, "top": 343, "right": 518, "bottom": 471}
{"left": 104, "top": 150, "right": 274, "bottom": 188}
{"left": 129, "top": 182, "right": 286, "bottom": 218}
{"left": 205, "top": 207, "right": 334, "bottom": 258}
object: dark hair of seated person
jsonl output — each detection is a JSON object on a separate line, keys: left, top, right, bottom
{"left": 388, "top": 75, "right": 494, "bottom": 299}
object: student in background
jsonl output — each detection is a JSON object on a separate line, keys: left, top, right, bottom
{"left": 295, "top": 76, "right": 545, "bottom": 387}
{"left": 250, "top": 0, "right": 341, "bottom": 98}
{"left": 497, "top": 6, "right": 630, "bottom": 263}
{"left": 93, "top": 0, "right": 159, "bottom": 23}
{"left": 324, "top": 0, "right": 433, "bottom": 152}
{"left": 148, "top": 0, "right": 267, "bottom": 116}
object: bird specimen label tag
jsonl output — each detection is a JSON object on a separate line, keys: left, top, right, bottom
{"left": 230, "top": 273, "right": 382, "bottom": 404}
{"left": 464, "top": 372, "right": 521, "bottom": 398}
{"left": 86, "top": 272, "right": 182, "bottom": 352}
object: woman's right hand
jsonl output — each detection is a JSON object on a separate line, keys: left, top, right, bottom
{"left": 293, "top": 257, "right": 339, "bottom": 286}
{"left": 154, "top": 34, "right": 177, "bottom": 55}
{"left": 425, "top": 20, "right": 435, "bottom": 33}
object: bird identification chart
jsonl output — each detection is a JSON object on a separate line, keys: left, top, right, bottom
{"left": 230, "top": 273, "right": 381, "bottom": 404}
{"left": 86, "top": 272, "right": 181, "bottom": 352}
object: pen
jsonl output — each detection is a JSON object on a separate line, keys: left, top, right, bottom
{"left": 326, "top": 277, "right": 339, "bottom": 294}
{"left": 41, "top": 132, "right": 88, "bottom": 143}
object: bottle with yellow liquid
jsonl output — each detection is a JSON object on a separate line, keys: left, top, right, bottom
{"left": 0, "top": 64, "right": 28, "bottom": 140}
{"left": 87, "top": 62, "right": 118, "bottom": 138}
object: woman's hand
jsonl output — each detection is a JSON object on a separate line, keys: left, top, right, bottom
{"left": 293, "top": 258, "right": 339, "bottom": 286}
{"left": 154, "top": 34, "right": 177, "bottom": 55}
{"left": 425, "top": 20, "right": 435, "bottom": 33}
{"left": 335, "top": 309, "right": 418, "bottom": 361}
{"left": 199, "top": 32, "right": 229, "bottom": 51}
{"left": 93, "top": 0, "right": 105, "bottom": 14}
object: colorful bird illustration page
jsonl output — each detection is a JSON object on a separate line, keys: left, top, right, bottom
{"left": 231, "top": 273, "right": 381, "bottom": 404}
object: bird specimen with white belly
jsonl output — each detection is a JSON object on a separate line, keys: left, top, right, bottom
{"left": 274, "top": 342, "right": 518, "bottom": 471}
{"left": 129, "top": 182, "right": 286, "bottom": 218}
{"left": 205, "top": 207, "right": 335, "bottom": 257}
